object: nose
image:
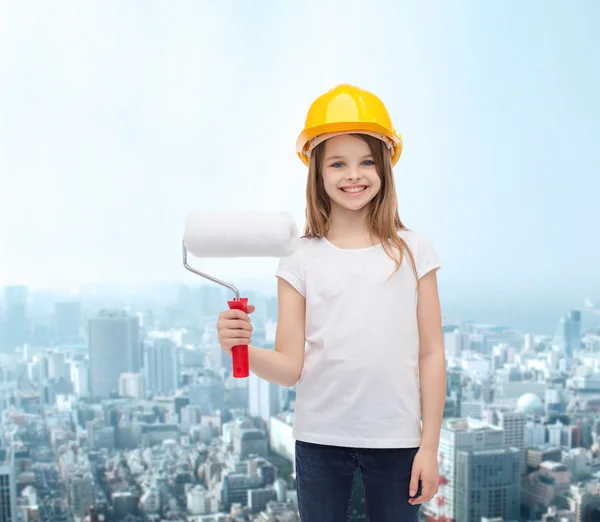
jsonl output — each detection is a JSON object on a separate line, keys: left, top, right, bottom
{"left": 346, "top": 166, "right": 361, "bottom": 181}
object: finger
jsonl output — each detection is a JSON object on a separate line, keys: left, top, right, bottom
{"left": 227, "top": 337, "right": 252, "bottom": 347}
{"left": 410, "top": 483, "right": 431, "bottom": 505}
{"left": 220, "top": 329, "right": 250, "bottom": 341}
{"left": 409, "top": 470, "right": 420, "bottom": 498}
{"left": 225, "top": 320, "right": 253, "bottom": 331}
{"left": 247, "top": 305, "right": 255, "bottom": 314}
{"left": 225, "top": 309, "right": 251, "bottom": 321}
{"left": 224, "top": 328, "right": 252, "bottom": 340}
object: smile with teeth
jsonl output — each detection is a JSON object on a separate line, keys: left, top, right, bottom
{"left": 340, "top": 186, "right": 367, "bottom": 193}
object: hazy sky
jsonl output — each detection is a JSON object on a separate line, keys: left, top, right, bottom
{"left": 1, "top": 1, "right": 599, "bottom": 308}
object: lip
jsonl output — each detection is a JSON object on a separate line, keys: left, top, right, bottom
{"left": 339, "top": 185, "right": 369, "bottom": 197}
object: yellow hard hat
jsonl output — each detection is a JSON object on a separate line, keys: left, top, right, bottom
{"left": 296, "top": 84, "right": 403, "bottom": 166}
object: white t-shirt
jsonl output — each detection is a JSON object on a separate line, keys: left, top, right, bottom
{"left": 275, "top": 229, "right": 440, "bottom": 449}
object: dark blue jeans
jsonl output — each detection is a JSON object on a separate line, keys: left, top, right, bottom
{"left": 295, "top": 440, "right": 421, "bottom": 521}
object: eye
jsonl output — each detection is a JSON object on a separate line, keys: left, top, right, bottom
{"left": 331, "top": 162, "right": 344, "bottom": 168}
{"left": 362, "top": 159, "right": 375, "bottom": 166}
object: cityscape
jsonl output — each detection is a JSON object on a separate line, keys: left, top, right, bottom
{"left": 1, "top": 1, "right": 599, "bottom": 521}
{"left": 1, "top": 282, "right": 600, "bottom": 522}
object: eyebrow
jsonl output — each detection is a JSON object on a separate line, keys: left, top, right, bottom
{"left": 325, "top": 154, "right": 374, "bottom": 162}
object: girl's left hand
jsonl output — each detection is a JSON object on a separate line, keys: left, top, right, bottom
{"left": 408, "top": 447, "right": 439, "bottom": 505}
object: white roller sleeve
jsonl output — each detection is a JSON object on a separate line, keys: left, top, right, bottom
{"left": 183, "top": 210, "right": 300, "bottom": 258}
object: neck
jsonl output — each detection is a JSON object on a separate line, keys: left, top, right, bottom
{"left": 326, "top": 204, "right": 373, "bottom": 243}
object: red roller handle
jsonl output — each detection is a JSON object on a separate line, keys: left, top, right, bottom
{"left": 227, "top": 297, "right": 250, "bottom": 378}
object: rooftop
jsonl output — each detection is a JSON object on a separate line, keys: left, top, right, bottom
{"left": 530, "top": 443, "right": 562, "bottom": 452}
{"left": 442, "top": 418, "right": 502, "bottom": 432}
{"left": 541, "top": 461, "right": 568, "bottom": 472}
{"left": 460, "top": 447, "right": 521, "bottom": 456}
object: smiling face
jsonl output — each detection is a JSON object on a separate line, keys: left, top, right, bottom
{"left": 320, "top": 134, "right": 382, "bottom": 214}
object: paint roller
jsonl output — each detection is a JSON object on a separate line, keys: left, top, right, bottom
{"left": 182, "top": 211, "right": 299, "bottom": 378}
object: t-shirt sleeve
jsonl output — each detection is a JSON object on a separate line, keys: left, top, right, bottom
{"left": 416, "top": 234, "right": 441, "bottom": 279}
{"left": 275, "top": 244, "right": 305, "bottom": 297}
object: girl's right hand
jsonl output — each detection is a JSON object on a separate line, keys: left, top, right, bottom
{"left": 216, "top": 305, "right": 256, "bottom": 355}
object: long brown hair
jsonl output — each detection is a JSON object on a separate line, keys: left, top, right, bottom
{"left": 303, "top": 134, "right": 418, "bottom": 282}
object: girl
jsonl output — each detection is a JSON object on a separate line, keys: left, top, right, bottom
{"left": 217, "top": 84, "right": 446, "bottom": 521}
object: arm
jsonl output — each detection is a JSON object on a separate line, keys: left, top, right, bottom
{"left": 248, "top": 277, "right": 306, "bottom": 387}
{"left": 417, "top": 269, "right": 446, "bottom": 450}
{"left": 409, "top": 268, "right": 446, "bottom": 504}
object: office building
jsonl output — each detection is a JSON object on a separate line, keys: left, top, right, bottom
{"left": 455, "top": 447, "right": 521, "bottom": 522}
{"left": 88, "top": 309, "right": 140, "bottom": 397}
{"left": 144, "top": 338, "right": 179, "bottom": 395}
{"left": 430, "top": 418, "right": 505, "bottom": 521}
{"left": 0, "top": 447, "right": 17, "bottom": 522}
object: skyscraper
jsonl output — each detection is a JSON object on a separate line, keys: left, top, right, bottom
{"left": 54, "top": 301, "right": 82, "bottom": 344}
{"left": 249, "top": 342, "right": 280, "bottom": 424}
{"left": 144, "top": 338, "right": 179, "bottom": 395}
{"left": 497, "top": 409, "right": 526, "bottom": 473}
{"left": 0, "top": 447, "right": 17, "bottom": 522}
{"left": 3, "top": 286, "right": 28, "bottom": 351}
{"left": 430, "top": 418, "right": 505, "bottom": 522}
{"left": 68, "top": 471, "right": 95, "bottom": 518}
{"left": 446, "top": 366, "right": 463, "bottom": 417}
{"left": 567, "top": 310, "right": 581, "bottom": 357}
{"left": 70, "top": 361, "right": 90, "bottom": 397}
{"left": 88, "top": 310, "right": 140, "bottom": 398}
{"left": 455, "top": 447, "right": 521, "bottom": 522}
{"left": 555, "top": 309, "right": 581, "bottom": 358}
{"left": 249, "top": 371, "right": 280, "bottom": 425}
{"left": 46, "top": 350, "right": 68, "bottom": 380}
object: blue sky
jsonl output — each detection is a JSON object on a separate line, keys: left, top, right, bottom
{"left": 1, "top": 1, "right": 598, "bottom": 314}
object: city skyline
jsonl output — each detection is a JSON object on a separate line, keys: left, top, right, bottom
{"left": 3, "top": 280, "right": 599, "bottom": 338}
{"left": 1, "top": 281, "right": 599, "bottom": 521}
{"left": 2, "top": 3, "right": 600, "bottom": 521}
